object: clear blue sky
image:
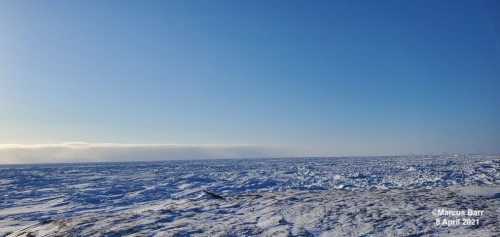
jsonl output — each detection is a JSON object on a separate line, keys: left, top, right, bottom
{"left": 1, "top": 0, "right": 499, "bottom": 156}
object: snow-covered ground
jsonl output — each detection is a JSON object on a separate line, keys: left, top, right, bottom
{"left": 1, "top": 155, "right": 499, "bottom": 236}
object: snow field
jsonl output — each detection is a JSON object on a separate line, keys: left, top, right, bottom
{"left": 0, "top": 155, "right": 499, "bottom": 236}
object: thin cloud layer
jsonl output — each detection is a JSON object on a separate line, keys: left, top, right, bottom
{"left": 0, "top": 142, "right": 303, "bottom": 164}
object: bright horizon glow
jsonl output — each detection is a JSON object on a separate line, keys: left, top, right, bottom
{"left": 1, "top": 1, "right": 499, "bottom": 163}
{"left": 0, "top": 142, "right": 494, "bottom": 164}
{"left": 0, "top": 142, "right": 312, "bottom": 164}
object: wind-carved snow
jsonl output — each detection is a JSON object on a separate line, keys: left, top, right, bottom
{"left": 0, "top": 155, "right": 499, "bottom": 236}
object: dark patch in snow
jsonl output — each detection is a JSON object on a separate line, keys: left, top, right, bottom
{"left": 203, "top": 190, "right": 224, "bottom": 199}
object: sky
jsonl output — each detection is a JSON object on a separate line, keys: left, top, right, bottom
{"left": 1, "top": 0, "right": 500, "bottom": 163}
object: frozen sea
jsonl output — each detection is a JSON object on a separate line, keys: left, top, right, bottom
{"left": 1, "top": 155, "right": 499, "bottom": 236}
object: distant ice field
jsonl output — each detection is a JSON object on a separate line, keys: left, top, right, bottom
{"left": 1, "top": 155, "right": 499, "bottom": 236}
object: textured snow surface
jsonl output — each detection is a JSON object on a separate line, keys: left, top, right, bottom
{"left": 1, "top": 155, "right": 499, "bottom": 236}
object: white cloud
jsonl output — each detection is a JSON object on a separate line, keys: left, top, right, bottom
{"left": 0, "top": 142, "right": 304, "bottom": 164}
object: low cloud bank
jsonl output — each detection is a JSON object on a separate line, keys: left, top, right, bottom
{"left": 0, "top": 142, "right": 302, "bottom": 164}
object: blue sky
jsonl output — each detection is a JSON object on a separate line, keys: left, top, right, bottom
{"left": 1, "top": 0, "right": 499, "bottom": 161}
